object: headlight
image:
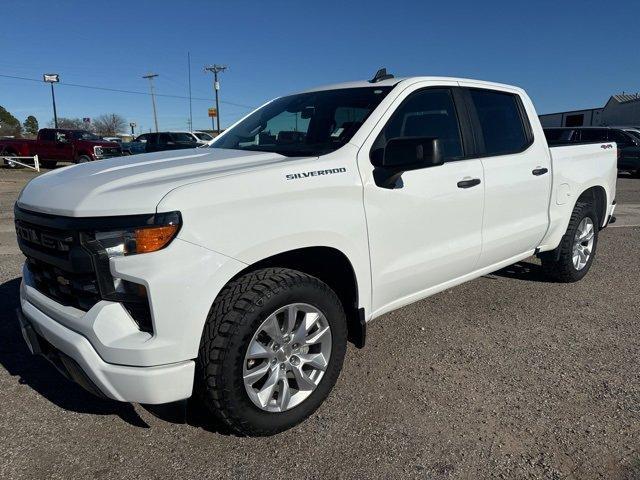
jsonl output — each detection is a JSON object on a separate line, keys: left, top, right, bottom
{"left": 94, "top": 146, "right": 103, "bottom": 156}
{"left": 94, "top": 211, "right": 181, "bottom": 257}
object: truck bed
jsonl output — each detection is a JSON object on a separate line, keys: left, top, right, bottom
{"left": 537, "top": 142, "right": 618, "bottom": 251}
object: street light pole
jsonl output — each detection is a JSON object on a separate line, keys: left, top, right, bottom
{"left": 43, "top": 74, "right": 60, "bottom": 129}
{"left": 142, "top": 73, "right": 159, "bottom": 132}
{"left": 204, "top": 64, "right": 227, "bottom": 134}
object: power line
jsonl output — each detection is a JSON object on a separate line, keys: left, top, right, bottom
{"left": 0, "top": 73, "right": 255, "bottom": 109}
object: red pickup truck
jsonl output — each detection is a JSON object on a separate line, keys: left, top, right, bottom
{"left": 0, "top": 128, "right": 122, "bottom": 168}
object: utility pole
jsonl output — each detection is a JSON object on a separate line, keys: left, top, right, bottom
{"left": 187, "top": 53, "right": 193, "bottom": 132}
{"left": 142, "top": 73, "right": 159, "bottom": 132}
{"left": 204, "top": 64, "right": 227, "bottom": 133}
{"left": 43, "top": 74, "right": 60, "bottom": 129}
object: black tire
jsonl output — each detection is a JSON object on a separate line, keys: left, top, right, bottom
{"left": 77, "top": 155, "right": 91, "bottom": 163}
{"left": 633, "top": 169, "right": 640, "bottom": 179}
{"left": 41, "top": 160, "right": 57, "bottom": 169}
{"left": 195, "top": 268, "right": 347, "bottom": 436}
{"left": 541, "top": 199, "right": 599, "bottom": 282}
{"left": 2, "top": 150, "right": 20, "bottom": 168}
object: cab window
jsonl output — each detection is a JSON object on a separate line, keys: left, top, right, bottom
{"left": 372, "top": 88, "right": 464, "bottom": 161}
{"left": 468, "top": 89, "right": 530, "bottom": 156}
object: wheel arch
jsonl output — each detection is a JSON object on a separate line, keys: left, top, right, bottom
{"left": 577, "top": 185, "right": 607, "bottom": 227}
{"left": 225, "top": 246, "right": 366, "bottom": 348}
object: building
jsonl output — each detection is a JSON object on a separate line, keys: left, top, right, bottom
{"left": 539, "top": 93, "right": 640, "bottom": 128}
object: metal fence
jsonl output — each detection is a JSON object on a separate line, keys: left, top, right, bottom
{"left": 2, "top": 155, "right": 40, "bottom": 172}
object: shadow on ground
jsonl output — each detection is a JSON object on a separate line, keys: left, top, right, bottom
{"left": 488, "top": 261, "right": 551, "bottom": 283}
{"left": 0, "top": 276, "right": 232, "bottom": 434}
{"left": 0, "top": 277, "right": 149, "bottom": 427}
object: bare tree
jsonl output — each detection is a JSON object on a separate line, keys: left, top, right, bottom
{"left": 93, "top": 114, "right": 127, "bottom": 137}
{"left": 50, "top": 117, "right": 93, "bottom": 131}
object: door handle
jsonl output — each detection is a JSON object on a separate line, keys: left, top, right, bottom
{"left": 457, "top": 178, "right": 481, "bottom": 189}
{"left": 532, "top": 167, "right": 549, "bottom": 176}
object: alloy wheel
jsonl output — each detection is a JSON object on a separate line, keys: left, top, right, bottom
{"left": 243, "top": 303, "right": 332, "bottom": 413}
{"left": 572, "top": 217, "right": 595, "bottom": 270}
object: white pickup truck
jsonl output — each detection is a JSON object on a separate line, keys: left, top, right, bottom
{"left": 15, "top": 70, "right": 617, "bottom": 436}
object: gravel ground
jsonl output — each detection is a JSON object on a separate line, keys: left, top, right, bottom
{"left": 0, "top": 167, "right": 638, "bottom": 479}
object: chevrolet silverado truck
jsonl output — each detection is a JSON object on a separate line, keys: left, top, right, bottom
{"left": 14, "top": 71, "right": 617, "bottom": 436}
{"left": 1, "top": 128, "right": 122, "bottom": 168}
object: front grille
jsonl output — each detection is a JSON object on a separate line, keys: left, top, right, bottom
{"left": 15, "top": 216, "right": 100, "bottom": 312}
{"left": 100, "top": 147, "right": 122, "bottom": 157}
{"left": 26, "top": 257, "right": 100, "bottom": 311}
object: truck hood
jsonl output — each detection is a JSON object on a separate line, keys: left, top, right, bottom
{"left": 17, "top": 148, "right": 301, "bottom": 217}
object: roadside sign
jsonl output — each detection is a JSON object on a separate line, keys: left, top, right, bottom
{"left": 208, "top": 108, "right": 217, "bottom": 118}
{"left": 43, "top": 74, "right": 59, "bottom": 83}
{"left": 83, "top": 117, "right": 91, "bottom": 124}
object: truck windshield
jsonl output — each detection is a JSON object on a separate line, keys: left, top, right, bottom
{"left": 210, "top": 86, "right": 392, "bottom": 157}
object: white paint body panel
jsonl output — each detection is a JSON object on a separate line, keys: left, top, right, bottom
{"left": 15, "top": 76, "right": 617, "bottom": 404}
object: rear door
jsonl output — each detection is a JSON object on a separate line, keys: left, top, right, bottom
{"left": 460, "top": 85, "right": 552, "bottom": 268}
{"left": 54, "top": 131, "right": 74, "bottom": 160}
{"left": 36, "top": 129, "right": 58, "bottom": 159}
{"left": 158, "top": 133, "right": 173, "bottom": 150}
{"left": 145, "top": 133, "right": 159, "bottom": 152}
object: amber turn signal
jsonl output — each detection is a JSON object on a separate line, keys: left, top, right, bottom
{"left": 134, "top": 225, "right": 179, "bottom": 254}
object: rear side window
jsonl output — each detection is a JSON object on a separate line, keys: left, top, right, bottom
{"left": 608, "top": 130, "right": 633, "bottom": 147}
{"left": 40, "top": 130, "right": 55, "bottom": 141}
{"left": 469, "top": 89, "right": 530, "bottom": 155}
{"left": 579, "top": 129, "right": 608, "bottom": 142}
{"left": 544, "top": 128, "right": 576, "bottom": 144}
{"left": 374, "top": 88, "right": 464, "bottom": 161}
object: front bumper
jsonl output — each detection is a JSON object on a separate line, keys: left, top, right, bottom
{"left": 17, "top": 236, "right": 247, "bottom": 404}
{"left": 17, "top": 304, "right": 194, "bottom": 404}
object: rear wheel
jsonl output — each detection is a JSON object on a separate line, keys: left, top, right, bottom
{"left": 541, "top": 199, "right": 599, "bottom": 282}
{"left": 2, "top": 149, "right": 20, "bottom": 168}
{"left": 195, "top": 268, "right": 347, "bottom": 436}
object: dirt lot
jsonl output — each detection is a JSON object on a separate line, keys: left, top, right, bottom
{"left": 0, "top": 167, "right": 638, "bottom": 479}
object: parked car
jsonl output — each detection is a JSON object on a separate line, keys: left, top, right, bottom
{"left": 170, "top": 130, "right": 215, "bottom": 145}
{"left": 15, "top": 72, "right": 617, "bottom": 436}
{"left": 0, "top": 129, "right": 122, "bottom": 168}
{"left": 130, "top": 132, "right": 200, "bottom": 153}
{"left": 119, "top": 135, "right": 147, "bottom": 156}
{"left": 544, "top": 126, "right": 640, "bottom": 177}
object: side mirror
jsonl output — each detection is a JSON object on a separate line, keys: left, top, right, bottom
{"left": 372, "top": 137, "right": 442, "bottom": 188}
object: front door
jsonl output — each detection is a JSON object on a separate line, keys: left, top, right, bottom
{"left": 358, "top": 83, "right": 485, "bottom": 316}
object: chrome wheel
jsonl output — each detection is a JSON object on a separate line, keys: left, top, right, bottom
{"left": 573, "top": 217, "right": 594, "bottom": 270}
{"left": 243, "top": 303, "right": 332, "bottom": 412}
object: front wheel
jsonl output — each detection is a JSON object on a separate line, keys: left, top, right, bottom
{"left": 195, "top": 268, "right": 347, "bottom": 436}
{"left": 77, "top": 155, "right": 92, "bottom": 163}
{"left": 541, "top": 199, "right": 599, "bottom": 282}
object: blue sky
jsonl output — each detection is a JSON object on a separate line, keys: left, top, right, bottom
{"left": 1, "top": 0, "right": 637, "bottom": 133}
